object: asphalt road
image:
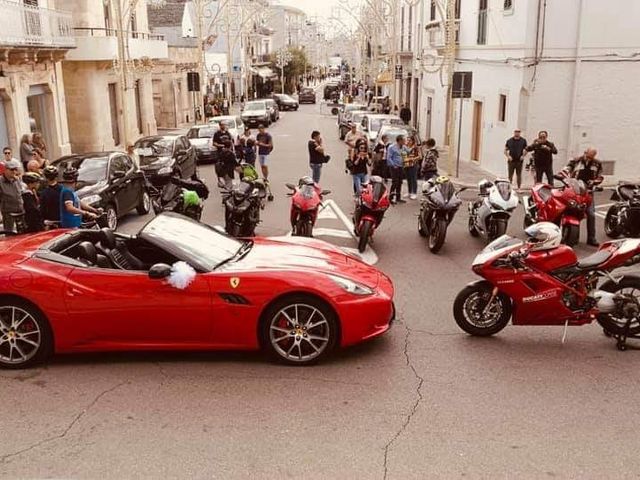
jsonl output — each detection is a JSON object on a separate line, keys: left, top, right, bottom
{"left": 2, "top": 100, "right": 640, "bottom": 479}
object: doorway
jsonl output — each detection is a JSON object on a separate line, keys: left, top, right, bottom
{"left": 424, "top": 96, "right": 432, "bottom": 140}
{"left": 108, "top": 83, "right": 120, "bottom": 146}
{"left": 27, "top": 85, "right": 54, "bottom": 153}
{"left": 471, "top": 100, "right": 483, "bottom": 162}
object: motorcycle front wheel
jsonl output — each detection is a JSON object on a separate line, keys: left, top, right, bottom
{"left": 418, "top": 210, "right": 428, "bottom": 237}
{"left": 297, "top": 221, "right": 312, "bottom": 238}
{"left": 561, "top": 223, "right": 580, "bottom": 246}
{"left": 488, "top": 218, "right": 507, "bottom": 241}
{"left": 453, "top": 281, "right": 512, "bottom": 336}
{"left": 604, "top": 205, "right": 623, "bottom": 239}
{"left": 358, "top": 220, "right": 373, "bottom": 253}
{"left": 468, "top": 216, "right": 480, "bottom": 237}
{"left": 428, "top": 218, "right": 447, "bottom": 254}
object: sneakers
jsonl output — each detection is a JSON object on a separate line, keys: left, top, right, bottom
{"left": 410, "top": 194, "right": 417, "bottom": 200}
{"left": 396, "top": 198, "right": 407, "bottom": 204}
{"left": 402, "top": 193, "right": 410, "bottom": 199}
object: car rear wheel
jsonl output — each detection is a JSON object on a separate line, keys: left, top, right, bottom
{"left": 261, "top": 295, "right": 338, "bottom": 365}
{"left": 106, "top": 204, "right": 118, "bottom": 230}
{"left": 137, "top": 190, "right": 151, "bottom": 215}
{"left": 0, "top": 299, "right": 53, "bottom": 369}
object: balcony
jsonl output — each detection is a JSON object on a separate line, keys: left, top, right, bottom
{"left": 425, "top": 20, "right": 460, "bottom": 53}
{"left": 0, "top": 0, "right": 75, "bottom": 61}
{"left": 65, "top": 28, "right": 168, "bottom": 62}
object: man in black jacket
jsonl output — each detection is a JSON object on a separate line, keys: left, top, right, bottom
{"left": 400, "top": 104, "right": 411, "bottom": 125}
{"left": 526, "top": 130, "right": 557, "bottom": 184}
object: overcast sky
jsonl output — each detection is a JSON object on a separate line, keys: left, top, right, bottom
{"left": 277, "top": 0, "right": 360, "bottom": 24}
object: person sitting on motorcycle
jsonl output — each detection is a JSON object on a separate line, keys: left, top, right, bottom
{"left": 243, "top": 137, "right": 257, "bottom": 166}
{"left": 59, "top": 168, "right": 100, "bottom": 228}
{"left": 21, "top": 172, "right": 44, "bottom": 233}
{"left": 39, "top": 165, "right": 62, "bottom": 227}
{"left": 217, "top": 140, "right": 238, "bottom": 187}
{"left": 562, "top": 147, "right": 603, "bottom": 247}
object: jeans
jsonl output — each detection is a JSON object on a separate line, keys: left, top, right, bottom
{"left": 404, "top": 165, "right": 418, "bottom": 195}
{"left": 587, "top": 200, "right": 596, "bottom": 241}
{"left": 535, "top": 162, "right": 554, "bottom": 185}
{"left": 389, "top": 166, "right": 403, "bottom": 201}
{"left": 310, "top": 163, "right": 322, "bottom": 184}
{"left": 352, "top": 173, "right": 368, "bottom": 195}
{"left": 508, "top": 160, "right": 523, "bottom": 188}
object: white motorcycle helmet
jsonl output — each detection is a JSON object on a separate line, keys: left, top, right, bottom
{"left": 525, "top": 222, "right": 562, "bottom": 251}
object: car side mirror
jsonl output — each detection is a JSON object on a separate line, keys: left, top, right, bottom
{"left": 111, "top": 170, "right": 126, "bottom": 180}
{"left": 321, "top": 189, "right": 331, "bottom": 196}
{"left": 149, "top": 263, "right": 172, "bottom": 280}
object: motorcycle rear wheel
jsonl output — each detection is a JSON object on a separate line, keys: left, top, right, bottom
{"left": 453, "top": 281, "right": 512, "bottom": 336}
{"left": 468, "top": 217, "right": 480, "bottom": 237}
{"left": 358, "top": 220, "right": 373, "bottom": 253}
{"left": 562, "top": 224, "right": 580, "bottom": 246}
{"left": 604, "top": 205, "right": 623, "bottom": 239}
{"left": 596, "top": 276, "right": 640, "bottom": 336}
{"left": 428, "top": 218, "right": 447, "bottom": 253}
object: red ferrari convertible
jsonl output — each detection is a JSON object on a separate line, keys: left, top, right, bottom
{"left": 0, "top": 212, "right": 394, "bottom": 368}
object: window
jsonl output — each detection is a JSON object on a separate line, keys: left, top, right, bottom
{"left": 109, "top": 156, "right": 127, "bottom": 176}
{"left": 121, "top": 155, "right": 134, "bottom": 171}
{"left": 498, "top": 94, "right": 507, "bottom": 122}
{"left": 430, "top": 1, "right": 436, "bottom": 21}
{"left": 477, "top": 0, "right": 488, "bottom": 45}
{"left": 504, "top": 0, "right": 513, "bottom": 10}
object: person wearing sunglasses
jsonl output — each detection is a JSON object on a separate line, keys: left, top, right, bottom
{"left": 0, "top": 159, "right": 25, "bottom": 232}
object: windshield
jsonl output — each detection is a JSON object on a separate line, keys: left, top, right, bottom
{"left": 566, "top": 178, "right": 586, "bottom": 195}
{"left": 211, "top": 118, "right": 235, "bottom": 128}
{"left": 188, "top": 127, "right": 217, "bottom": 139}
{"left": 135, "top": 138, "right": 172, "bottom": 156}
{"left": 383, "top": 129, "right": 408, "bottom": 143}
{"left": 495, "top": 181, "right": 512, "bottom": 201}
{"left": 352, "top": 113, "right": 366, "bottom": 124}
{"left": 140, "top": 214, "right": 243, "bottom": 271}
{"left": 244, "top": 102, "right": 266, "bottom": 112}
{"left": 56, "top": 156, "right": 108, "bottom": 185}
{"left": 482, "top": 235, "right": 522, "bottom": 253}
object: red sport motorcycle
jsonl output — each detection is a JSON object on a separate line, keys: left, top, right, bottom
{"left": 453, "top": 226, "right": 640, "bottom": 350}
{"left": 522, "top": 173, "right": 594, "bottom": 246}
{"left": 286, "top": 176, "right": 330, "bottom": 237}
{"left": 353, "top": 175, "right": 391, "bottom": 253}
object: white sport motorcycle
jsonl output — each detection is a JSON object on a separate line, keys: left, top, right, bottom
{"left": 468, "top": 179, "right": 519, "bottom": 241}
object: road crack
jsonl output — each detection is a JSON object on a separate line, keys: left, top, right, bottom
{"left": 382, "top": 321, "right": 425, "bottom": 480}
{"left": 0, "top": 381, "right": 128, "bottom": 464}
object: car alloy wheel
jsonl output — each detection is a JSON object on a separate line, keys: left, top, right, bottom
{"left": 0, "top": 305, "right": 44, "bottom": 367}
{"left": 106, "top": 205, "right": 118, "bottom": 230}
{"left": 137, "top": 191, "right": 151, "bottom": 215}
{"left": 264, "top": 299, "right": 336, "bottom": 365}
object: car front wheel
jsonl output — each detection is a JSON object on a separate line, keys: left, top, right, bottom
{"left": 0, "top": 299, "right": 53, "bottom": 369}
{"left": 106, "top": 204, "right": 118, "bottom": 230}
{"left": 137, "top": 190, "right": 151, "bottom": 215}
{"left": 261, "top": 295, "right": 338, "bottom": 365}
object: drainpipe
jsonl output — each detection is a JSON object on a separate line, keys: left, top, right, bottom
{"left": 566, "top": 0, "right": 585, "bottom": 159}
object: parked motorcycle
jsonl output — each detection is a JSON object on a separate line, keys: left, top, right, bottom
{"left": 604, "top": 183, "right": 640, "bottom": 239}
{"left": 418, "top": 176, "right": 466, "bottom": 253}
{"left": 148, "top": 175, "right": 209, "bottom": 222}
{"left": 286, "top": 176, "right": 330, "bottom": 237}
{"left": 220, "top": 176, "right": 266, "bottom": 237}
{"left": 354, "top": 175, "right": 390, "bottom": 253}
{"left": 468, "top": 179, "right": 519, "bottom": 241}
{"left": 521, "top": 174, "right": 593, "bottom": 246}
{"left": 453, "top": 222, "right": 640, "bottom": 350}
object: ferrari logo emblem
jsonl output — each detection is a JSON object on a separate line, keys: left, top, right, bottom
{"left": 230, "top": 277, "right": 240, "bottom": 289}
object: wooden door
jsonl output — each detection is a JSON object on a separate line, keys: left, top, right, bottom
{"left": 471, "top": 100, "right": 483, "bottom": 162}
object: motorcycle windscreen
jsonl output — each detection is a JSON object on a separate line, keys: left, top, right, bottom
{"left": 495, "top": 181, "right": 512, "bottom": 201}
{"left": 438, "top": 181, "right": 455, "bottom": 203}
{"left": 371, "top": 182, "right": 386, "bottom": 203}
{"left": 300, "top": 185, "right": 316, "bottom": 199}
{"left": 566, "top": 178, "right": 587, "bottom": 196}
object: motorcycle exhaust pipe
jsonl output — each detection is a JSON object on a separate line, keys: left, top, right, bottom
{"left": 592, "top": 290, "right": 618, "bottom": 313}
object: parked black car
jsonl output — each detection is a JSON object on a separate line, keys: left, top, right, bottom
{"left": 186, "top": 124, "right": 219, "bottom": 163}
{"left": 134, "top": 135, "right": 198, "bottom": 187}
{"left": 261, "top": 98, "right": 280, "bottom": 122}
{"left": 272, "top": 93, "right": 299, "bottom": 111}
{"left": 52, "top": 152, "right": 149, "bottom": 230}
{"left": 324, "top": 82, "right": 341, "bottom": 101}
{"left": 298, "top": 88, "right": 316, "bottom": 104}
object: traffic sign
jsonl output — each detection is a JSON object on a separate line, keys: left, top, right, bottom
{"left": 452, "top": 71, "right": 473, "bottom": 98}
{"left": 394, "top": 64, "right": 403, "bottom": 79}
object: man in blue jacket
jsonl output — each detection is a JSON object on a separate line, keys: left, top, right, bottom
{"left": 386, "top": 135, "right": 409, "bottom": 204}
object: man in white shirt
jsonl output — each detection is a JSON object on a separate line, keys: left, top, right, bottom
{"left": 344, "top": 123, "right": 364, "bottom": 161}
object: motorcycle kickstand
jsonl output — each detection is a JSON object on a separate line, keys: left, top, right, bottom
{"left": 615, "top": 317, "right": 633, "bottom": 351}
{"left": 561, "top": 319, "right": 569, "bottom": 344}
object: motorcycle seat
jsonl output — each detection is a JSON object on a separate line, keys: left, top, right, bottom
{"left": 577, "top": 250, "right": 613, "bottom": 270}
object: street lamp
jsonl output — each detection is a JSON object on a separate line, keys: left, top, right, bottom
{"left": 275, "top": 48, "right": 293, "bottom": 94}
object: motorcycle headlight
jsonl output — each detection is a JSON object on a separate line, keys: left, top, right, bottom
{"left": 489, "top": 201, "right": 504, "bottom": 210}
{"left": 568, "top": 200, "right": 577, "bottom": 207}
{"left": 327, "top": 274, "right": 373, "bottom": 296}
{"left": 158, "top": 166, "right": 172, "bottom": 175}
{"left": 83, "top": 194, "right": 102, "bottom": 206}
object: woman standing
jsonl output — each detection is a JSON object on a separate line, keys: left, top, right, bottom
{"left": 32, "top": 132, "right": 47, "bottom": 157}
{"left": 19, "top": 134, "right": 33, "bottom": 172}
{"left": 351, "top": 143, "right": 370, "bottom": 196}
{"left": 403, "top": 136, "right": 420, "bottom": 200}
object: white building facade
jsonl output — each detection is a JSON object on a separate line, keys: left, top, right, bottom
{"left": 416, "top": 0, "right": 640, "bottom": 180}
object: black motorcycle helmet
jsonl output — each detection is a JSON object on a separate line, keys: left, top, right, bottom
{"left": 62, "top": 167, "right": 79, "bottom": 182}
{"left": 22, "top": 172, "right": 42, "bottom": 185}
{"left": 43, "top": 165, "right": 59, "bottom": 181}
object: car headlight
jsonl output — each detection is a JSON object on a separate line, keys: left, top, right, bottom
{"left": 158, "top": 166, "right": 172, "bottom": 175}
{"left": 327, "top": 274, "right": 373, "bottom": 296}
{"left": 83, "top": 194, "right": 102, "bottom": 206}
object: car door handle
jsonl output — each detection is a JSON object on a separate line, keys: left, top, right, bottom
{"left": 66, "top": 287, "right": 83, "bottom": 297}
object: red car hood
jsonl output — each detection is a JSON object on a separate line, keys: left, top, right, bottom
{"left": 226, "top": 236, "right": 380, "bottom": 288}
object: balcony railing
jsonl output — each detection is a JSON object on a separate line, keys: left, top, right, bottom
{"left": 0, "top": 0, "right": 75, "bottom": 48}
{"left": 425, "top": 20, "right": 460, "bottom": 50}
{"left": 74, "top": 27, "right": 165, "bottom": 41}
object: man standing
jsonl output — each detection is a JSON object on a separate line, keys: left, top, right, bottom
{"left": 40, "top": 165, "right": 62, "bottom": 224}
{"left": 213, "top": 121, "right": 232, "bottom": 150}
{"left": 59, "top": 168, "right": 99, "bottom": 228}
{"left": 526, "top": 130, "right": 558, "bottom": 184}
{"left": 344, "top": 123, "right": 363, "bottom": 161}
{"left": 400, "top": 104, "right": 412, "bottom": 125}
{"left": 504, "top": 129, "right": 528, "bottom": 189}
{"left": 563, "top": 147, "right": 603, "bottom": 247}
{"left": 256, "top": 124, "right": 273, "bottom": 181}
{"left": 0, "top": 159, "right": 24, "bottom": 232}
{"left": 386, "top": 135, "right": 409, "bottom": 204}
{"left": 308, "top": 131, "right": 326, "bottom": 184}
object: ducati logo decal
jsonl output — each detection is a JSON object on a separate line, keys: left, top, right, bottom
{"left": 230, "top": 277, "right": 240, "bottom": 289}
{"left": 522, "top": 289, "right": 559, "bottom": 303}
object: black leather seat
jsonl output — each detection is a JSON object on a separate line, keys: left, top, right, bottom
{"left": 76, "top": 241, "right": 98, "bottom": 266}
{"left": 577, "top": 250, "right": 613, "bottom": 270}
{"left": 98, "top": 228, "right": 145, "bottom": 270}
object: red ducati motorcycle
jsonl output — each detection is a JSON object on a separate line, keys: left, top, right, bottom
{"left": 522, "top": 174, "right": 594, "bottom": 246}
{"left": 286, "top": 176, "right": 330, "bottom": 237}
{"left": 353, "top": 175, "right": 391, "bottom": 253}
{"left": 453, "top": 223, "right": 640, "bottom": 350}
